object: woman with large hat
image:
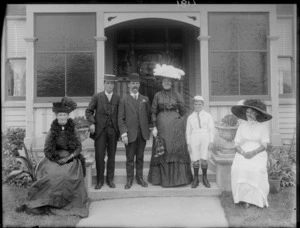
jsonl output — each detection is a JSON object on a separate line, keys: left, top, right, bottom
{"left": 148, "top": 64, "right": 193, "bottom": 187}
{"left": 231, "top": 99, "right": 272, "bottom": 209}
{"left": 16, "top": 97, "right": 90, "bottom": 217}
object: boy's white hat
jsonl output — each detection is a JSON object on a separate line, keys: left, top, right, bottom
{"left": 193, "top": 95, "right": 204, "bottom": 102}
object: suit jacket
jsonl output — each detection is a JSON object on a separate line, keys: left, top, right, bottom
{"left": 118, "top": 93, "right": 152, "bottom": 143}
{"left": 85, "top": 91, "right": 120, "bottom": 140}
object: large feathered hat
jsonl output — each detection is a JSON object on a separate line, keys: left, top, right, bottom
{"left": 52, "top": 96, "right": 77, "bottom": 114}
{"left": 231, "top": 99, "right": 272, "bottom": 122}
{"left": 153, "top": 64, "right": 185, "bottom": 80}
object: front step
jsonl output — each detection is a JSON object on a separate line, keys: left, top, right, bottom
{"left": 91, "top": 168, "right": 217, "bottom": 185}
{"left": 88, "top": 182, "right": 222, "bottom": 200}
{"left": 85, "top": 141, "right": 220, "bottom": 200}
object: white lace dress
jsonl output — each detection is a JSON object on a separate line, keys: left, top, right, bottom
{"left": 231, "top": 121, "right": 270, "bottom": 208}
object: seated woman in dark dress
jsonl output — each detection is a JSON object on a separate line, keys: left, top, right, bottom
{"left": 16, "top": 97, "right": 90, "bottom": 218}
{"left": 148, "top": 64, "right": 193, "bottom": 187}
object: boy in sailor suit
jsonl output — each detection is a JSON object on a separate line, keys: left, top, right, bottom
{"left": 186, "top": 95, "right": 215, "bottom": 188}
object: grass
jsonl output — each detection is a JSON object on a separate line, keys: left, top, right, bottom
{"left": 220, "top": 186, "right": 297, "bottom": 227}
{"left": 3, "top": 183, "right": 297, "bottom": 227}
{"left": 2, "top": 184, "right": 80, "bottom": 227}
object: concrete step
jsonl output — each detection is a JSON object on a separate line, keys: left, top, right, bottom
{"left": 90, "top": 167, "right": 216, "bottom": 184}
{"left": 88, "top": 182, "right": 222, "bottom": 200}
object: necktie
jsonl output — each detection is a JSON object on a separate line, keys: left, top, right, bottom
{"left": 134, "top": 94, "right": 138, "bottom": 100}
{"left": 197, "top": 112, "right": 201, "bottom": 128}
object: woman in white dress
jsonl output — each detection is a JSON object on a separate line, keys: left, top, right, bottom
{"left": 231, "top": 99, "right": 272, "bottom": 209}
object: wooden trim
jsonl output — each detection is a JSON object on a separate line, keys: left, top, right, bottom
{"left": 269, "top": 5, "right": 282, "bottom": 146}
{"left": 96, "top": 11, "right": 105, "bottom": 93}
{"left": 5, "top": 16, "right": 26, "bottom": 20}
{"left": 27, "top": 4, "right": 274, "bottom": 13}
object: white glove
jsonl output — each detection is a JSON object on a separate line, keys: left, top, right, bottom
{"left": 152, "top": 127, "right": 158, "bottom": 138}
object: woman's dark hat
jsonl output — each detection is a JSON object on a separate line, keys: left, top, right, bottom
{"left": 231, "top": 99, "right": 272, "bottom": 122}
{"left": 128, "top": 73, "right": 140, "bottom": 82}
{"left": 104, "top": 74, "right": 117, "bottom": 82}
{"left": 52, "top": 96, "right": 77, "bottom": 114}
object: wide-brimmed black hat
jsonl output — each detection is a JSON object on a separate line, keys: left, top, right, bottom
{"left": 52, "top": 96, "right": 77, "bottom": 114}
{"left": 231, "top": 99, "right": 272, "bottom": 122}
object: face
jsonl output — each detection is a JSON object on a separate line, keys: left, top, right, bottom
{"left": 128, "top": 81, "right": 140, "bottom": 94}
{"left": 162, "top": 78, "right": 172, "bottom": 90}
{"left": 104, "top": 81, "right": 115, "bottom": 94}
{"left": 56, "top": 112, "right": 69, "bottom": 125}
{"left": 194, "top": 100, "right": 204, "bottom": 112}
{"left": 245, "top": 108, "right": 257, "bottom": 121}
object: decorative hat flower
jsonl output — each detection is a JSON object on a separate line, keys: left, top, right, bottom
{"left": 153, "top": 64, "right": 185, "bottom": 80}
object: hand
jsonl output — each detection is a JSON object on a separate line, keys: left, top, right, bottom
{"left": 152, "top": 127, "right": 158, "bottom": 138}
{"left": 57, "top": 155, "right": 71, "bottom": 165}
{"left": 121, "top": 135, "right": 128, "bottom": 145}
{"left": 89, "top": 124, "right": 95, "bottom": 134}
{"left": 208, "top": 143, "right": 214, "bottom": 151}
{"left": 243, "top": 151, "right": 256, "bottom": 159}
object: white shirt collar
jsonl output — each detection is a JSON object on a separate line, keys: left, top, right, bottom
{"left": 105, "top": 91, "right": 113, "bottom": 96}
{"left": 130, "top": 92, "right": 139, "bottom": 97}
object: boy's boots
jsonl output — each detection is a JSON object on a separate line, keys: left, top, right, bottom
{"left": 191, "top": 168, "right": 199, "bottom": 188}
{"left": 202, "top": 163, "right": 211, "bottom": 188}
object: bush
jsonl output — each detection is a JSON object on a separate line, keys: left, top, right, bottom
{"left": 219, "top": 114, "right": 238, "bottom": 127}
{"left": 267, "top": 146, "right": 296, "bottom": 188}
{"left": 73, "top": 116, "right": 90, "bottom": 129}
{"left": 2, "top": 128, "right": 25, "bottom": 156}
{"left": 2, "top": 128, "right": 38, "bottom": 187}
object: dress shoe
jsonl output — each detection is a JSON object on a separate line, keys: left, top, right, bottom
{"left": 16, "top": 204, "right": 27, "bottom": 212}
{"left": 95, "top": 182, "right": 104, "bottom": 189}
{"left": 191, "top": 178, "right": 199, "bottom": 188}
{"left": 124, "top": 180, "right": 133, "bottom": 189}
{"left": 136, "top": 178, "right": 148, "bottom": 187}
{"left": 107, "top": 181, "right": 116, "bottom": 188}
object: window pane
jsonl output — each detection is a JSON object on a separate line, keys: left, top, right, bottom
{"left": 66, "top": 54, "right": 95, "bottom": 97}
{"left": 277, "top": 18, "right": 293, "bottom": 56}
{"left": 208, "top": 13, "right": 238, "bottom": 50}
{"left": 65, "top": 14, "right": 96, "bottom": 51}
{"left": 210, "top": 53, "right": 239, "bottom": 95}
{"left": 35, "top": 14, "right": 66, "bottom": 52}
{"left": 240, "top": 52, "right": 268, "bottom": 95}
{"left": 6, "top": 59, "right": 26, "bottom": 96}
{"left": 7, "top": 20, "right": 27, "bottom": 57}
{"left": 36, "top": 54, "right": 65, "bottom": 97}
{"left": 238, "top": 14, "right": 268, "bottom": 50}
{"left": 278, "top": 58, "right": 293, "bottom": 94}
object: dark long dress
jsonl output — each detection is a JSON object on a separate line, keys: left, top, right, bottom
{"left": 147, "top": 89, "right": 193, "bottom": 187}
{"left": 22, "top": 119, "right": 90, "bottom": 217}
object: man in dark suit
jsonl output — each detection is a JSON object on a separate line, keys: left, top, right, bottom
{"left": 118, "top": 73, "right": 152, "bottom": 189}
{"left": 86, "top": 74, "right": 120, "bottom": 189}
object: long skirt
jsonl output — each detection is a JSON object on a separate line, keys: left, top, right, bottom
{"left": 148, "top": 111, "right": 193, "bottom": 187}
{"left": 23, "top": 156, "right": 90, "bottom": 217}
{"left": 231, "top": 152, "right": 269, "bottom": 208}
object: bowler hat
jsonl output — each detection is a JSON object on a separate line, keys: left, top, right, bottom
{"left": 52, "top": 96, "right": 77, "bottom": 114}
{"left": 128, "top": 73, "right": 140, "bottom": 82}
{"left": 231, "top": 99, "right": 272, "bottom": 122}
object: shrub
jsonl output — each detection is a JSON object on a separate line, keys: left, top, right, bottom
{"left": 4, "top": 144, "right": 38, "bottom": 188}
{"left": 73, "top": 116, "right": 90, "bottom": 129}
{"left": 219, "top": 114, "right": 238, "bottom": 127}
{"left": 2, "top": 128, "right": 38, "bottom": 187}
{"left": 267, "top": 146, "right": 296, "bottom": 188}
{"left": 2, "top": 128, "right": 25, "bottom": 156}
